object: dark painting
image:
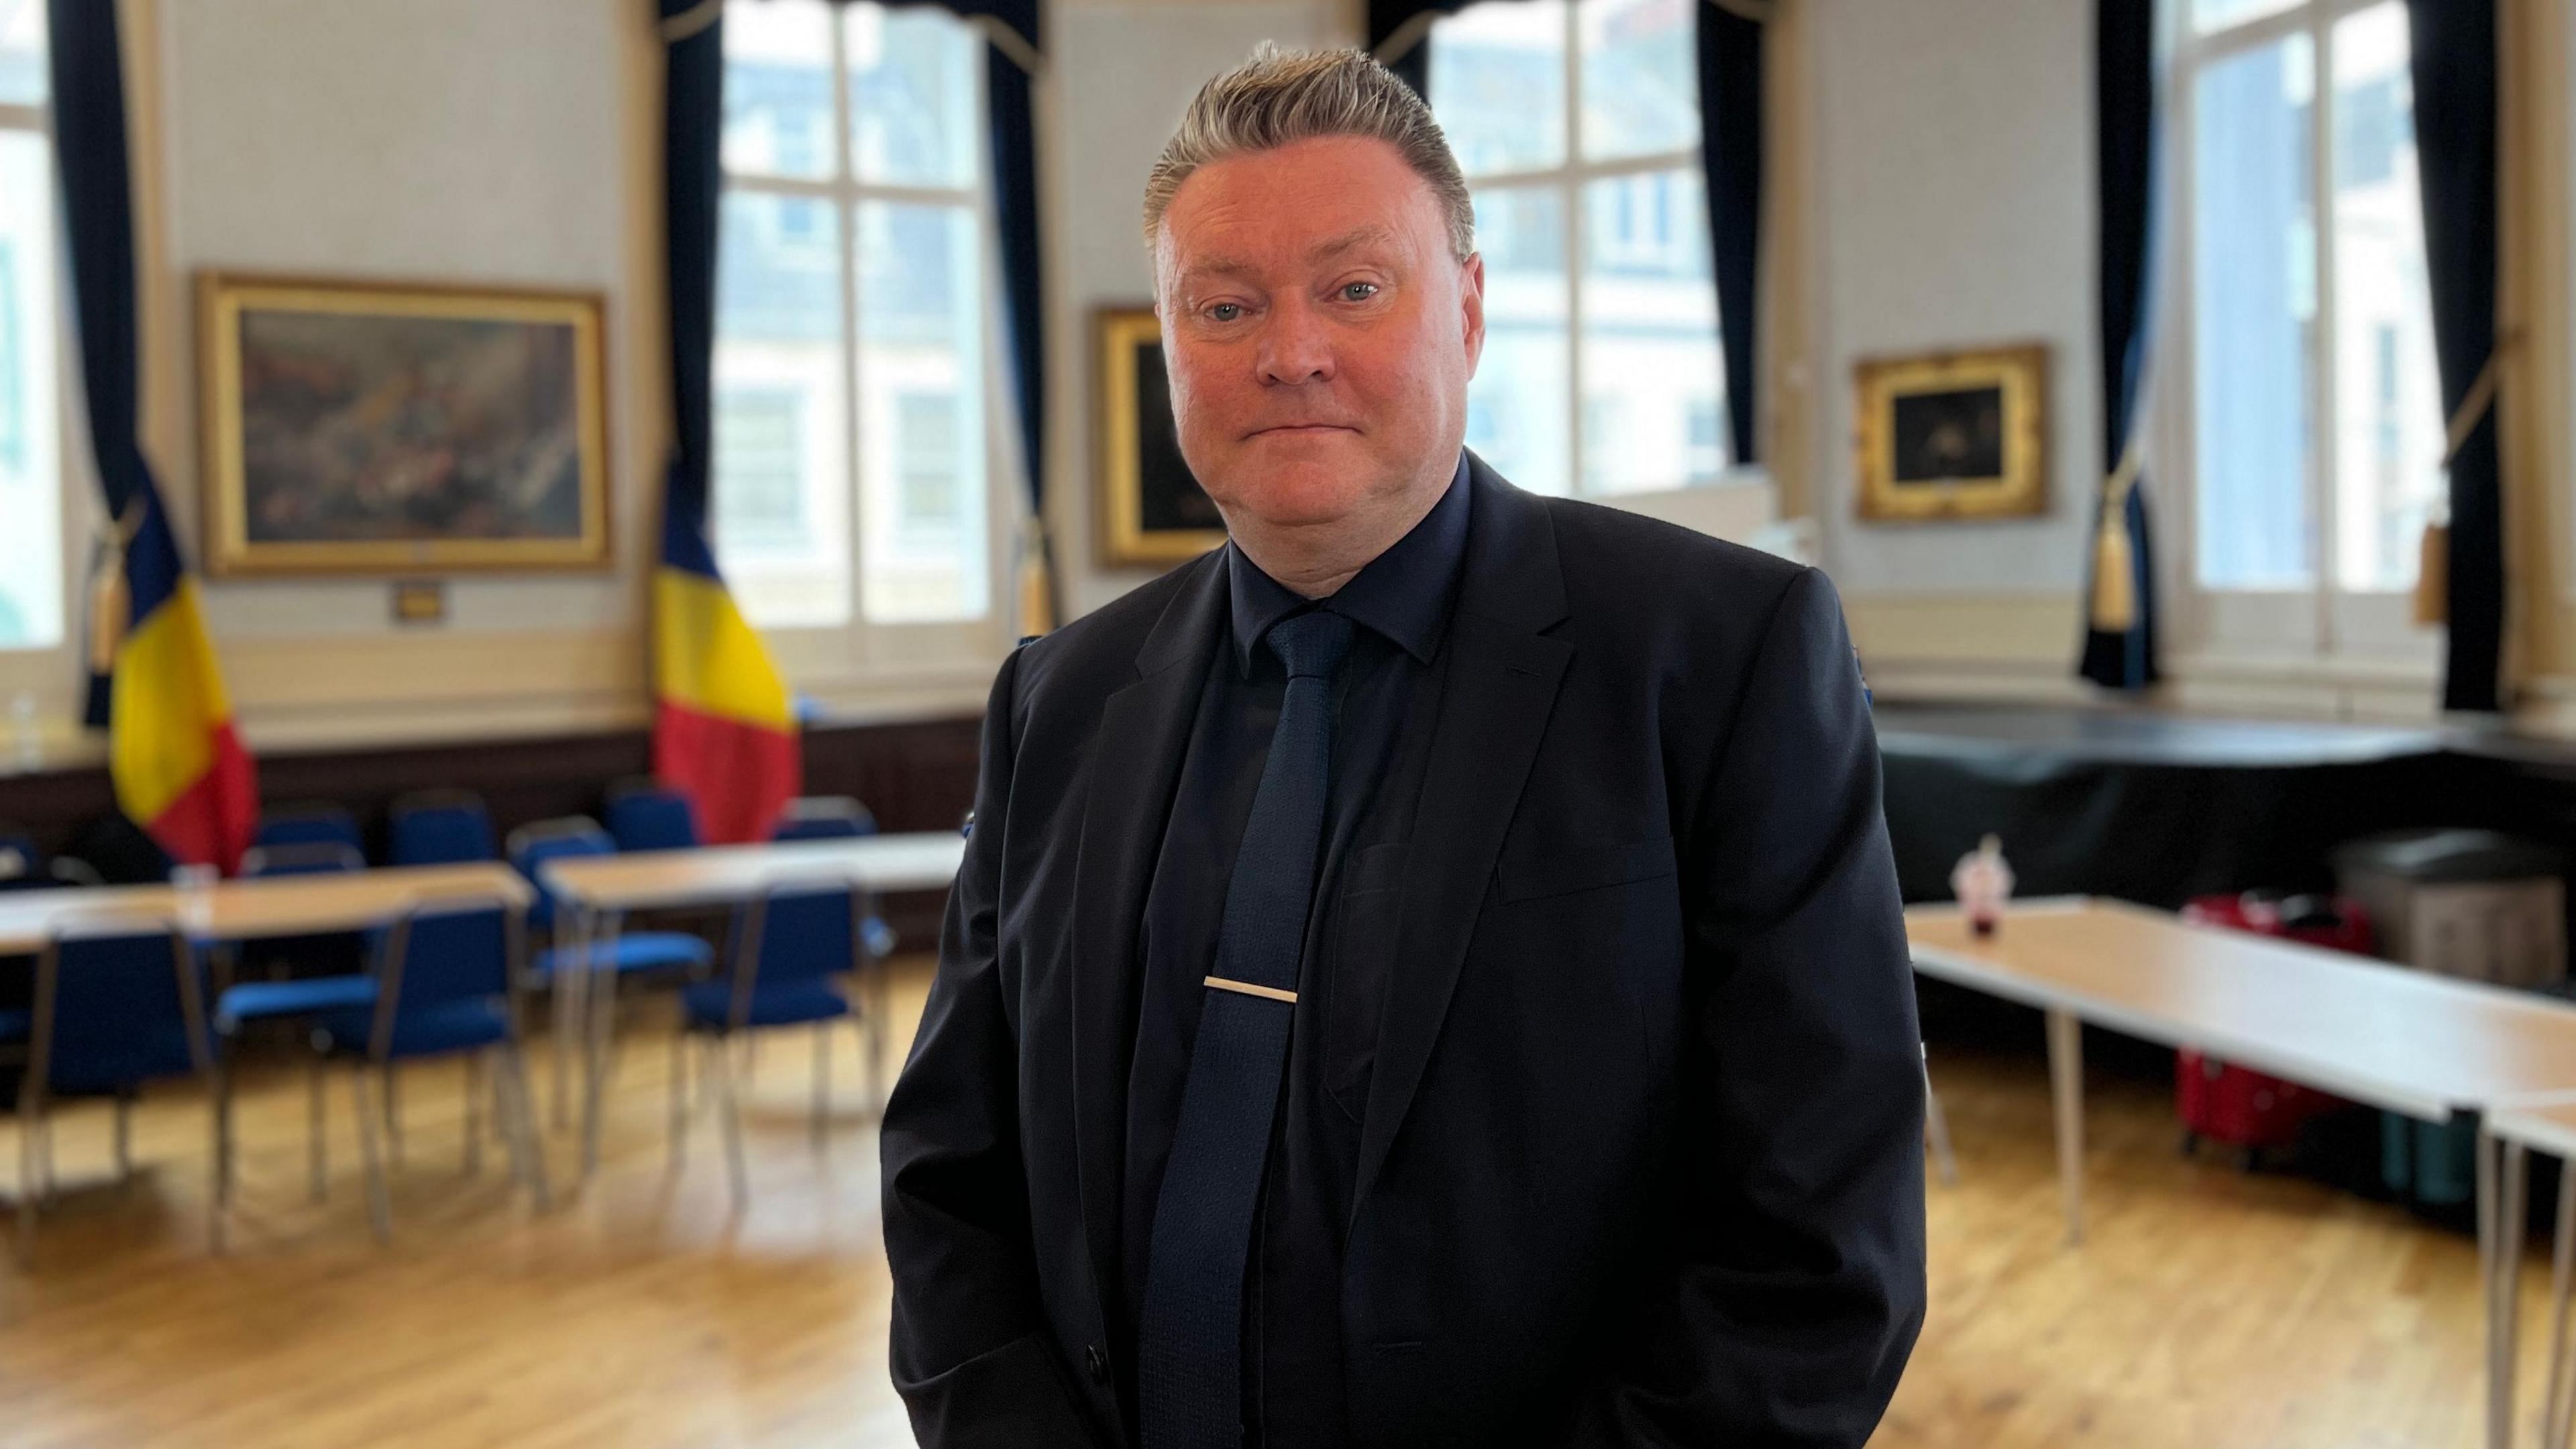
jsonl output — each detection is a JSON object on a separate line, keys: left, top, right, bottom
{"left": 1890, "top": 384, "right": 2006, "bottom": 485}
{"left": 1131, "top": 339, "right": 1220, "bottom": 533}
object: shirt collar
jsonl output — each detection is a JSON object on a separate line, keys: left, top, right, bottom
{"left": 1227, "top": 451, "right": 1472, "bottom": 678}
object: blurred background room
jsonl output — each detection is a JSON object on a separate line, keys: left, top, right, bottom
{"left": 1, "top": 0, "right": 2573, "bottom": 1444}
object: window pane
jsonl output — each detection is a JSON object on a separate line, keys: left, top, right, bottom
{"left": 847, "top": 5, "right": 979, "bottom": 190}
{"left": 2193, "top": 0, "right": 2302, "bottom": 36}
{"left": 1430, "top": 1, "right": 1566, "bottom": 176}
{"left": 2330, "top": 3, "right": 2440, "bottom": 594}
{"left": 722, "top": 0, "right": 835, "bottom": 181}
{"left": 2194, "top": 33, "right": 2316, "bottom": 591}
{"left": 714, "top": 191, "right": 850, "bottom": 627}
{"left": 0, "top": 0, "right": 44, "bottom": 107}
{"left": 1466, "top": 184, "right": 1570, "bottom": 496}
{"left": 857, "top": 201, "right": 987, "bottom": 625}
{"left": 1579, "top": 0, "right": 1697, "bottom": 162}
{"left": 1580, "top": 168, "right": 1721, "bottom": 494}
{"left": 0, "top": 131, "right": 58, "bottom": 652}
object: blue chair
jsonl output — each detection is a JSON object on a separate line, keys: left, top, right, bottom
{"left": 310, "top": 892, "right": 549, "bottom": 1240}
{"left": 604, "top": 781, "right": 698, "bottom": 853}
{"left": 235, "top": 842, "right": 370, "bottom": 989}
{"left": 0, "top": 826, "right": 37, "bottom": 891}
{"left": 388, "top": 791, "right": 497, "bottom": 866}
{"left": 508, "top": 818, "right": 716, "bottom": 1129}
{"left": 211, "top": 959, "right": 381, "bottom": 1230}
{"left": 254, "top": 804, "right": 364, "bottom": 857}
{"left": 15, "top": 914, "right": 217, "bottom": 1257}
{"left": 676, "top": 879, "right": 866, "bottom": 1211}
{"left": 770, "top": 796, "right": 898, "bottom": 961}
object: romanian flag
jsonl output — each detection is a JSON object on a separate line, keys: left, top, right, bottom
{"left": 650, "top": 500, "right": 799, "bottom": 845}
{"left": 92, "top": 493, "right": 258, "bottom": 875}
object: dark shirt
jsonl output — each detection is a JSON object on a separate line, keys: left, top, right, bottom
{"left": 1120, "top": 453, "right": 1472, "bottom": 1447}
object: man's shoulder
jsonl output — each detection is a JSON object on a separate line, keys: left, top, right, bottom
{"left": 1009, "top": 547, "right": 1222, "bottom": 702}
{"left": 1531, "top": 490, "right": 1810, "bottom": 622}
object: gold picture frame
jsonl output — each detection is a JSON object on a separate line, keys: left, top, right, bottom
{"left": 198, "top": 271, "right": 612, "bottom": 577}
{"left": 1853, "top": 341, "right": 2049, "bottom": 523}
{"left": 1096, "top": 305, "right": 1226, "bottom": 567}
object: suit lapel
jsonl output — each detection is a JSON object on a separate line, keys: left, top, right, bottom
{"left": 1352, "top": 457, "right": 1571, "bottom": 1216}
{"left": 1069, "top": 549, "right": 1229, "bottom": 1324}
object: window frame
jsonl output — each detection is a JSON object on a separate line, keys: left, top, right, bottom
{"left": 1433, "top": 0, "right": 1771, "bottom": 533}
{"left": 0, "top": 32, "right": 95, "bottom": 765}
{"left": 2153, "top": 0, "right": 2443, "bottom": 680}
{"left": 714, "top": 0, "right": 1016, "bottom": 703}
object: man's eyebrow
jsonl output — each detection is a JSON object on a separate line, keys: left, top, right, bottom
{"left": 1177, "top": 225, "right": 1403, "bottom": 286}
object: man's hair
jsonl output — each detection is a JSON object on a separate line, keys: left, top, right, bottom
{"left": 1142, "top": 43, "right": 1477, "bottom": 266}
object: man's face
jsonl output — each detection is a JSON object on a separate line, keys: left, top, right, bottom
{"left": 1155, "top": 135, "right": 1485, "bottom": 533}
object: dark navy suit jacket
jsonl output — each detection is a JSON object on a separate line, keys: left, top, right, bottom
{"left": 881, "top": 452, "right": 1927, "bottom": 1448}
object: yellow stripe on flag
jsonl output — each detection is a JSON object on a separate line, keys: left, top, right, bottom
{"left": 654, "top": 567, "right": 794, "bottom": 731}
{"left": 110, "top": 579, "right": 234, "bottom": 826}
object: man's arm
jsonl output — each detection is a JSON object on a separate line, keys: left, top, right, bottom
{"left": 1564, "top": 566, "right": 1927, "bottom": 1447}
{"left": 881, "top": 644, "right": 1101, "bottom": 1447}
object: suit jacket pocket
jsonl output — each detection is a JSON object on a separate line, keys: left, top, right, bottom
{"left": 1493, "top": 833, "right": 1678, "bottom": 903}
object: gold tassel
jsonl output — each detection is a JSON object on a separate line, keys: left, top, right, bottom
{"left": 2088, "top": 440, "right": 2141, "bottom": 635}
{"left": 85, "top": 502, "right": 142, "bottom": 676}
{"left": 2414, "top": 519, "right": 2449, "bottom": 627}
{"left": 1015, "top": 514, "right": 1057, "bottom": 639}
{"left": 2090, "top": 514, "right": 2136, "bottom": 635}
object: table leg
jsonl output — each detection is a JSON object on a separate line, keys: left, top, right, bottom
{"left": 551, "top": 907, "right": 588, "bottom": 1130}
{"left": 2545, "top": 1155, "right": 2576, "bottom": 1449}
{"left": 2045, "top": 1009, "right": 2084, "bottom": 1246}
{"left": 580, "top": 911, "right": 625, "bottom": 1179}
{"left": 2485, "top": 1125, "right": 2529, "bottom": 1449}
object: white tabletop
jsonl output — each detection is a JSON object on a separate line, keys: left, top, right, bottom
{"left": 537, "top": 832, "right": 967, "bottom": 914}
{"left": 0, "top": 862, "right": 533, "bottom": 957}
{"left": 1908, "top": 896, "right": 2576, "bottom": 1122}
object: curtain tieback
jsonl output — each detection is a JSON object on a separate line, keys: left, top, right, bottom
{"left": 2414, "top": 329, "right": 2518, "bottom": 628}
{"left": 85, "top": 498, "right": 145, "bottom": 677}
{"left": 1015, "top": 512, "right": 1056, "bottom": 639}
{"left": 2088, "top": 435, "right": 2144, "bottom": 635}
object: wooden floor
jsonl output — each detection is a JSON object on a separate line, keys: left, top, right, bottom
{"left": 0, "top": 962, "right": 2558, "bottom": 1447}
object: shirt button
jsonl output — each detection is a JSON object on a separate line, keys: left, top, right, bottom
{"left": 1085, "top": 1343, "right": 1111, "bottom": 1385}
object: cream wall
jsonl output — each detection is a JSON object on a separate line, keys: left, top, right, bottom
{"left": 131, "top": 0, "right": 667, "bottom": 752}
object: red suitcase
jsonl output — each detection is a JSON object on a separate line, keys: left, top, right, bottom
{"left": 2174, "top": 893, "right": 2373, "bottom": 1165}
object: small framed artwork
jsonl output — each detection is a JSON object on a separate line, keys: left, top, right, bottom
{"left": 1852, "top": 342, "right": 2049, "bottom": 522}
{"left": 197, "top": 272, "right": 612, "bottom": 576}
{"left": 1096, "top": 306, "right": 1226, "bottom": 567}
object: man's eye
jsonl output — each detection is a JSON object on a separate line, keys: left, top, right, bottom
{"left": 1207, "top": 303, "right": 1242, "bottom": 322}
{"left": 1340, "top": 282, "right": 1379, "bottom": 302}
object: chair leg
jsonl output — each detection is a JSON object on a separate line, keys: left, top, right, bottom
{"left": 349, "top": 1064, "right": 392, "bottom": 1244}
{"left": 16, "top": 1082, "right": 39, "bottom": 1264}
{"left": 307, "top": 1051, "right": 328, "bottom": 1204}
{"left": 705, "top": 1033, "right": 749, "bottom": 1215}
{"left": 384, "top": 1066, "right": 402, "bottom": 1173}
{"left": 667, "top": 1022, "right": 689, "bottom": 1174}
{"left": 1923, "top": 1056, "right": 1960, "bottom": 1188}
{"left": 462, "top": 1053, "right": 483, "bottom": 1179}
{"left": 209, "top": 1067, "right": 230, "bottom": 1254}
{"left": 496, "top": 1042, "right": 551, "bottom": 1214}
{"left": 811, "top": 1025, "right": 829, "bottom": 1151}
{"left": 866, "top": 960, "right": 889, "bottom": 1114}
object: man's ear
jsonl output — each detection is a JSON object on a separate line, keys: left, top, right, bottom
{"left": 1460, "top": 252, "right": 1487, "bottom": 378}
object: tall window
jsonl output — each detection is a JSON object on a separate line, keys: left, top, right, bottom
{"left": 2176, "top": 0, "right": 2440, "bottom": 655}
{"left": 714, "top": 0, "right": 991, "bottom": 631}
{"left": 1428, "top": 0, "right": 1723, "bottom": 499}
{"left": 0, "top": 0, "right": 59, "bottom": 655}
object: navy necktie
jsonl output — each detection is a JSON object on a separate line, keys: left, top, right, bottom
{"left": 1138, "top": 607, "right": 1354, "bottom": 1448}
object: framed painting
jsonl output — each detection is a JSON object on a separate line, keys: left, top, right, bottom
{"left": 1096, "top": 306, "right": 1225, "bottom": 567}
{"left": 197, "top": 272, "right": 612, "bottom": 576}
{"left": 1852, "top": 342, "right": 2049, "bottom": 523}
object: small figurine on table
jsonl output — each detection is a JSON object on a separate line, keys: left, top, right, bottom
{"left": 1950, "top": 834, "right": 2015, "bottom": 938}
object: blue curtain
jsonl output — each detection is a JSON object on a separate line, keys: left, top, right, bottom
{"left": 2409, "top": 0, "right": 2502, "bottom": 713}
{"left": 47, "top": 0, "right": 172, "bottom": 727}
{"left": 659, "top": 0, "right": 724, "bottom": 584}
{"left": 1697, "top": 3, "right": 1762, "bottom": 466}
{"left": 1372, "top": 0, "right": 1764, "bottom": 468}
{"left": 2079, "top": 0, "right": 2160, "bottom": 690}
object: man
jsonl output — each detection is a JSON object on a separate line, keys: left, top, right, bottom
{"left": 882, "top": 44, "right": 1925, "bottom": 1449}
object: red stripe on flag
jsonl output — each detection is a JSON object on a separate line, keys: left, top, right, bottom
{"left": 653, "top": 698, "right": 801, "bottom": 845}
{"left": 145, "top": 720, "right": 259, "bottom": 875}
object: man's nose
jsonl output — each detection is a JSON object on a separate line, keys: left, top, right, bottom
{"left": 1254, "top": 299, "right": 1335, "bottom": 386}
